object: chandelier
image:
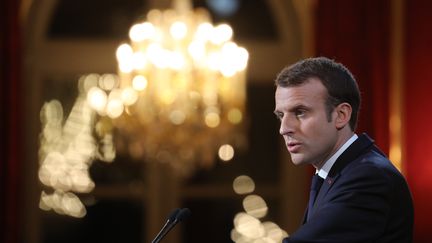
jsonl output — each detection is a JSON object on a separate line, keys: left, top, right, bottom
{"left": 87, "top": 0, "right": 249, "bottom": 176}
{"left": 37, "top": 0, "right": 248, "bottom": 217}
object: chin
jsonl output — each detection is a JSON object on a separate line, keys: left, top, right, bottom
{"left": 290, "top": 155, "right": 304, "bottom": 166}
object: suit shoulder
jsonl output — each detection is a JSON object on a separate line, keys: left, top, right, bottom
{"left": 350, "top": 149, "right": 400, "bottom": 174}
{"left": 342, "top": 149, "right": 408, "bottom": 188}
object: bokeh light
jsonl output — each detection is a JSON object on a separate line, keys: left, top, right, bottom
{"left": 39, "top": 74, "right": 115, "bottom": 217}
{"left": 233, "top": 175, "right": 255, "bottom": 194}
{"left": 231, "top": 175, "right": 288, "bottom": 243}
{"left": 243, "top": 194, "right": 268, "bottom": 218}
{"left": 218, "top": 144, "right": 235, "bottom": 161}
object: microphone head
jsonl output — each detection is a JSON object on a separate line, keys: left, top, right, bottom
{"left": 176, "top": 208, "right": 191, "bottom": 222}
{"left": 168, "top": 208, "right": 181, "bottom": 222}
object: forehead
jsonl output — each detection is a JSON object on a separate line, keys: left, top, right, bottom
{"left": 275, "top": 78, "right": 328, "bottom": 108}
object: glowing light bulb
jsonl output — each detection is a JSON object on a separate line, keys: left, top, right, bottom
{"left": 188, "top": 40, "right": 206, "bottom": 61}
{"left": 211, "top": 23, "right": 233, "bottom": 44}
{"left": 170, "top": 21, "right": 187, "bottom": 39}
{"left": 121, "top": 87, "right": 138, "bottom": 106}
{"left": 129, "top": 22, "right": 156, "bottom": 41}
{"left": 116, "top": 44, "right": 133, "bottom": 61}
{"left": 205, "top": 112, "right": 220, "bottom": 127}
{"left": 132, "top": 75, "right": 148, "bottom": 91}
{"left": 87, "top": 87, "right": 107, "bottom": 113}
{"left": 106, "top": 99, "right": 124, "bottom": 118}
{"left": 196, "top": 22, "right": 213, "bottom": 41}
{"left": 132, "top": 52, "right": 147, "bottom": 70}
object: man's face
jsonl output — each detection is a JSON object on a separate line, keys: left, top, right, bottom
{"left": 274, "top": 78, "right": 340, "bottom": 168}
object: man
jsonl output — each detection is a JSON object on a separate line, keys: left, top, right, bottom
{"left": 274, "top": 57, "right": 414, "bottom": 242}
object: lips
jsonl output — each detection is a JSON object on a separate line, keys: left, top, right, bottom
{"left": 287, "top": 142, "right": 301, "bottom": 153}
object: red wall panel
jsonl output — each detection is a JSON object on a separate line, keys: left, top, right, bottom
{"left": 405, "top": 1, "right": 432, "bottom": 241}
{"left": 315, "top": 0, "right": 432, "bottom": 240}
{"left": 315, "top": 0, "right": 391, "bottom": 153}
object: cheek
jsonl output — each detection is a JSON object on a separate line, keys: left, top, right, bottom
{"left": 303, "top": 118, "right": 327, "bottom": 135}
{"left": 311, "top": 126, "right": 338, "bottom": 152}
{"left": 303, "top": 118, "right": 335, "bottom": 144}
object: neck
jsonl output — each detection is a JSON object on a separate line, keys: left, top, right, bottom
{"left": 313, "top": 128, "right": 355, "bottom": 170}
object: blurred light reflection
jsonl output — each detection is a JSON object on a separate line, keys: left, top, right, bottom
{"left": 218, "top": 144, "right": 234, "bottom": 161}
{"left": 243, "top": 194, "right": 268, "bottom": 218}
{"left": 38, "top": 76, "right": 115, "bottom": 217}
{"left": 231, "top": 175, "right": 288, "bottom": 242}
{"left": 233, "top": 175, "right": 255, "bottom": 194}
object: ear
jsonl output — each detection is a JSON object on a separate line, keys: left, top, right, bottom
{"left": 334, "top": 102, "right": 352, "bottom": 130}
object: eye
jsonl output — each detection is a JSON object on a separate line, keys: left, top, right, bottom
{"left": 295, "top": 109, "right": 306, "bottom": 118}
{"left": 274, "top": 111, "right": 283, "bottom": 121}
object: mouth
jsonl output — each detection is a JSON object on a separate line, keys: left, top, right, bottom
{"left": 286, "top": 142, "right": 301, "bottom": 153}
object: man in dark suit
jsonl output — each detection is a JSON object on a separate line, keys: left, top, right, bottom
{"left": 274, "top": 57, "right": 414, "bottom": 242}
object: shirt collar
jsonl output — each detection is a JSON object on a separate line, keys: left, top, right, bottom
{"left": 317, "top": 134, "right": 358, "bottom": 179}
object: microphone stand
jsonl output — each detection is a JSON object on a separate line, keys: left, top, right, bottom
{"left": 151, "top": 208, "right": 191, "bottom": 243}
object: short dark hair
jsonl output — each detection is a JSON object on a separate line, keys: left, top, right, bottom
{"left": 275, "top": 57, "right": 361, "bottom": 131}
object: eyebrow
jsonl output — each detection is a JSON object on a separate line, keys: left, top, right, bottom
{"left": 290, "top": 104, "right": 309, "bottom": 111}
{"left": 275, "top": 104, "right": 311, "bottom": 119}
{"left": 274, "top": 104, "right": 309, "bottom": 114}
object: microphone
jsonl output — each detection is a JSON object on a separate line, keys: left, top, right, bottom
{"left": 151, "top": 208, "right": 191, "bottom": 243}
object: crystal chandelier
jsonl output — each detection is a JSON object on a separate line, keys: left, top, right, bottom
{"left": 87, "top": 0, "right": 249, "bottom": 176}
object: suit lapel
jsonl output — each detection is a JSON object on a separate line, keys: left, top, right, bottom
{"left": 310, "top": 133, "right": 375, "bottom": 216}
{"left": 327, "top": 133, "right": 375, "bottom": 178}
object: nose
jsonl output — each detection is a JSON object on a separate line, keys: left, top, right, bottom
{"left": 279, "top": 115, "right": 295, "bottom": 136}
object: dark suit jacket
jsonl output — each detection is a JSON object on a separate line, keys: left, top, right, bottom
{"left": 284, "top": 133, "right": 414, "bottom": 243}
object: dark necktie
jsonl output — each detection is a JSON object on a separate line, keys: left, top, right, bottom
{"left": 307, "top": 174, "right": 324, "bottom": 221}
